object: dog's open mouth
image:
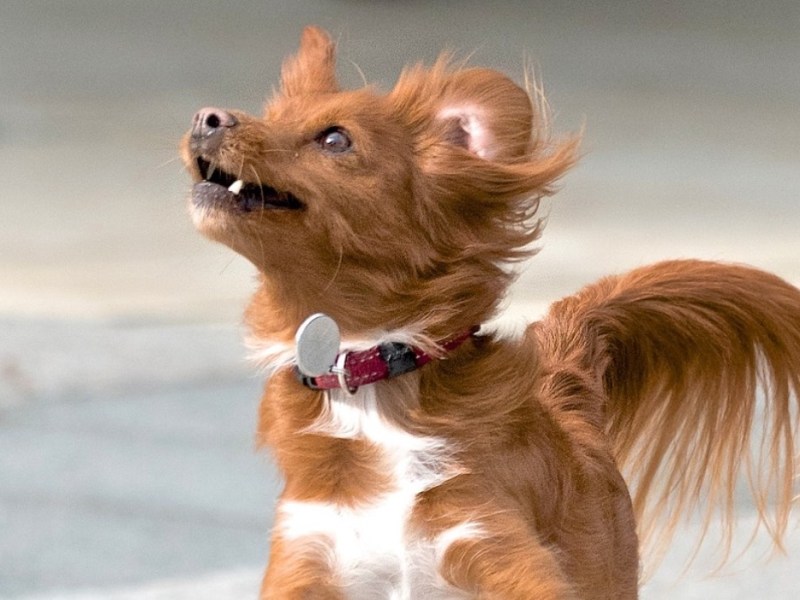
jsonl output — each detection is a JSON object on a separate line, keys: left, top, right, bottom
{"left": 192, "top": 158, "right": 304, "bottom": 212}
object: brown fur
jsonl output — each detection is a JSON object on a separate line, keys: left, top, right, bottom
{"left": 182, "top": 26, "right": 800, "bottom": 599}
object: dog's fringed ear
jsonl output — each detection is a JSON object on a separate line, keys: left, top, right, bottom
{"left": 433, "top": 68, "right": 537, "bottom": 162}
{"left": 281, "top": 26, "right": 338, "bottom": 96}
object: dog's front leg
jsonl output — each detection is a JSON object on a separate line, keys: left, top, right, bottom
{"left": 439, "top": 530, "right": 579, "bottom": 600}
{"left": 260, "top": 535, "right": 344, "bottom": 600}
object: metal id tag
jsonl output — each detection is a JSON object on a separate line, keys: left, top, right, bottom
{"left": 295, "top": 313, "right": 341, "bottom": 378}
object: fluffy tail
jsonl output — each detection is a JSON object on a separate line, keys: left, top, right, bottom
{"left": 537, "top": 260, "right": 800, "bottom": 567}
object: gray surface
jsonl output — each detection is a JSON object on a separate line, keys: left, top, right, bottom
{"left": 1, "top": 0, "right": 799, "bottom": 598}
{"left": 0, "top": 322, "right": 277, "bottom": 597}
{"left": 0, "top": 382, "right": 272, "bottom": 596}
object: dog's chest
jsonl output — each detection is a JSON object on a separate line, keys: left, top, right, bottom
{"left": 277, "top": 387, "right": 474, "bottom": 599}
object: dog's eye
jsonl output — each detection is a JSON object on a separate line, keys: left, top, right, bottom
{"left": 316, "top": 127, "right": 352, "bottom": 154}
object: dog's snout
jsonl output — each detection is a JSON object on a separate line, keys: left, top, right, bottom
{"left": 190, "top": 107, "right": 238, "bottom": 154}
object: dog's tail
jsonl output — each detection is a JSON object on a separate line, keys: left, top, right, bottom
{"left": 534, "top": 259, "right": 800, "bottom": 566}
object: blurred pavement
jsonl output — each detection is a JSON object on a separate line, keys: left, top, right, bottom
{"left": 1, "top": 1, "right": 798, "bottom": 598}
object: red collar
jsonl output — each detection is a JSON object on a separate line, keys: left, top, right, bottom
{"left": 297, "top": 326, "right": 479, "bottom": 393}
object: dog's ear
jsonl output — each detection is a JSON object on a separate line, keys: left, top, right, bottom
{"left": 281, "top": 26, "right": 338, "bottom": 96}
{"left": 389, "top": 59, "right": 578, "bottom": 243}
{"left": 390, "top": 63, "right": 539, "bottom": 163}
{"left": 433, "top": 68, "right": 535, "bottom": 162}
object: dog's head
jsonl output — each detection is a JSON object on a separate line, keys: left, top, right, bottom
{"left": 182, "top": 26, "right": 577, "bottom": 338}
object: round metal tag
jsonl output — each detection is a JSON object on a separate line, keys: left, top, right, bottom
{"left": 295, "top": 313, "right": 341, "bottom": 378}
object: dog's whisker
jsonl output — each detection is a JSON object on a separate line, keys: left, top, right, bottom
{"left": 322, "top": 245, "right": 344, "bottom": 293}
{"left": 260, "top": 148, "right": 293, "bottom": 155}
{"left": 346, "top": 58, "right": 369, "bottom": 88}
{"left": 155, "top": 156, "right": 183, "bottom": 170}
{"left": 247, "top": 165, "right": 270, "bottom": 248}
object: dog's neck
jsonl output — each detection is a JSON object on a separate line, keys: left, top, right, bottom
{"left": 244, "top": 260, "right": 506, "bottom": 345}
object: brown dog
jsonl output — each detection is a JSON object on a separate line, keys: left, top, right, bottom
{"left": 182, "top": 26, "right": 800, "bottom": 599}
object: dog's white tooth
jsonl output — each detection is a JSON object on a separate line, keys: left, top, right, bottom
{"left": 227, "top": 179, "right": 244, "bottom": 195}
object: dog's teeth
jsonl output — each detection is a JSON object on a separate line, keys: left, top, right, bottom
{"left": 227, "top": 179, "right": 244, "bottom": 195}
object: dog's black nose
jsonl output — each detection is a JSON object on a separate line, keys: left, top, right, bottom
{"left": 190, "top": 107, "right": 238, "bottom": 153}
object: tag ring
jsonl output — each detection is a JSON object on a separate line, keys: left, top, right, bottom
{"left": 330, "top": 352, "right": 358, "bottom": 395}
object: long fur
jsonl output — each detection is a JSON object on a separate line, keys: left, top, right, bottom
{"left": 182, "top": 26, "right": 800, "bottom": 599}
{"left": 534, "top": 260, "right": 800, "bottom": 567}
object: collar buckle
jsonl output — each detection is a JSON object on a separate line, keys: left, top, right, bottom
{"left": 378, "top": 342, "right": 418, "bottom": 378}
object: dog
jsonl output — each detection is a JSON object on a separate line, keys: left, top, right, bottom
{"left": 181, "top": 26, "right": 800, "bottom": 599}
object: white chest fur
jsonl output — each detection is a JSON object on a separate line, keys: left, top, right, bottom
{"left": 277, "top": 385, "right": 480, "bottom": 599}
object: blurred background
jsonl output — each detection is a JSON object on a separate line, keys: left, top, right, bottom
{"left": 1, "top": 1, "right": 798, "bottom": 598}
